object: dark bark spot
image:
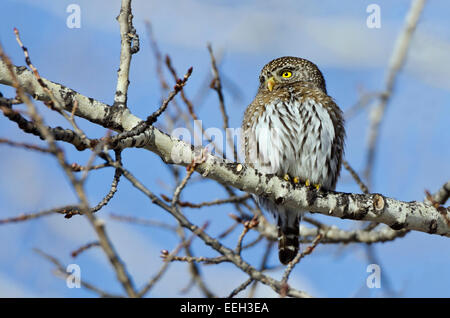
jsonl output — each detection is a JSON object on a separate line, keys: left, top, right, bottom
{"left": 112, "top": 101, "right": 126, "bottom": 108}
{"left": 57, "top": 83, "right": 67, "bottom": 90}
{"left": 306, "top": 189, "right": 318, "bottom": 207}
{"left": 428, "top": 219, "right": 438, "bottom": 234}
{"left": 337, "top": 194, "right": 350, "bottom": 216}
{"left": 59, "top": 88, "right": 75, "bottom": 108}
{"left": 354, "top": 206, "right": 369, "bottom": 220}
{"left": 390, "top": 222, "right": 405, "bottom": 230}
{"left": 16, "top": 66, "right": 27, "bottom": 75}
{"left": 103, "top": 104, "right": 125, "bottom": 131}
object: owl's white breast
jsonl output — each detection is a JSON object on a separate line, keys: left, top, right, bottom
{"left": 245, "top": 97, "right": 337, "bottom": 190}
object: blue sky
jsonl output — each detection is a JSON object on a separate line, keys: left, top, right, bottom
{"left": 0, "top": 0, "right": 449, "bottom": 297}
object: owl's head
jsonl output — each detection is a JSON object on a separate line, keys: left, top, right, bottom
{"left": 259, "top": 56, "right": 327, "bottom": 93}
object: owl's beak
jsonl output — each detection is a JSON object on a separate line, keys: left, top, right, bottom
{"left": 266, "top": 76, "right": 275, "bottom": 91}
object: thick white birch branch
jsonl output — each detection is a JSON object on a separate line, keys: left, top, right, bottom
{"left": 1, "top": 60, "right": 449, "bottom": 238}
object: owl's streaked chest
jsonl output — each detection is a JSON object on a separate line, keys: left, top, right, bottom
{"left": 243, "top": 93, "right": 338, "bottom": 190}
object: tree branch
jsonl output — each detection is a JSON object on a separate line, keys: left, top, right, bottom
{"left": 0, "top": 60, "right": 448, "bottom": 239}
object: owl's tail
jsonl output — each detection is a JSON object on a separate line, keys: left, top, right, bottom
{"left": 277, "top": 211, "right": 301, "bottom": 265}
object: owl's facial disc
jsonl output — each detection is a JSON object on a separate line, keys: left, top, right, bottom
{"left": 266, "top": 76, "right": 275, "bottom": 91}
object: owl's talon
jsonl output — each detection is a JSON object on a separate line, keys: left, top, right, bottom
{"left": 283, "top": 174, "right": 290, "bottom": 182}
{"left": 293, "top": 177, "right": 300, "bottom": 184}
{"left": 314, "top": 183, "right": 321, "bottom": 190}
{"left": 305, "top": 179, "right": 310, "bottom": 187}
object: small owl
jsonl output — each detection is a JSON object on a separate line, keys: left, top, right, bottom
{"left": 242, "top": 56, "right": 345, "bottom": 264}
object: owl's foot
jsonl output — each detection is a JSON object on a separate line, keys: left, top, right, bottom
{"left": 304, "top": 179, "right": 321, "bottom": 190}
{"left": 284, "top": 174, "right": 318, "bottom": 189}
{"left": 283, "top": 174, "right": 304, "bottom": 188}
{"left": 284, "top": 174, "right": 303, "bottom": 185}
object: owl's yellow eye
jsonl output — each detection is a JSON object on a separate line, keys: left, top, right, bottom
{"left": 282, "top": 71, "right": 292, "bottom": 78}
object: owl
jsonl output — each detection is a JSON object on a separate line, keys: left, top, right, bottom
{"left": 242, "top": 56, "right": 345, "bottom": 264}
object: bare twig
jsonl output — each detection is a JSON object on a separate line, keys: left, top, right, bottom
{"left": 171, "top": 150, "right": 207, "bottom": 206}
{"left": 109, "top": 214, "right": 178, "bottom": 232}
{"left": 248, "top": 240, "right": 274, "bottom": 298}
{"left": 281, "top": 233, "right": 323, "bottom": 288}
{"left": 0, "top": 99, "right": 91, "bottom": 151}
{"left": 425, "top": 189, "right": 450, "bottom": 226}
{"left": 228, "top": 278, "right": 254, "bottom": 298}
{"left": 163, "top": 255, "right": 228, "bottom": 265}
{"left": 34, "top": 248, "right": 122, "bottom": 297}
{"left": 208, "top": 44, "right": 237, "bottom": 161}
{"left": 343, "top": 160, "right": 370, "bottom": 194}
{"left": 14, "top": 28, "right": 88, "bottom": 142}
{"left": 236, "top": 216, "right": 259, "bottom": 254}
{"left": 0, "top": 207, "right": 59, "bottom": 224}
{"left": 173, "top": 220, "right": 215, "bottom": 297}
{"left": 71, "top": 241, "right": 101, "bottom": 258}
{"left": 0, "top": 138, "right": 51, "bottom": 153}
{"left": 162, "top": 194, "right": 251, "bottom": 208}
{"left": 71, "top": 162, "right": 111, "bottom": 172}
{"left": 165, "top": 55, "right": 198, "bottom": 121}
{"left": 90, "top": 150, "right": 123, "bottom": 213}
{"left": 114, "top": 0, "right": 139, "bottom": 107}
{"left": 426, "top": 181, "right": 450, "bottom": 206}
{"left": 138, "top": 222, "right": 208, "bottom": 297}
{"left": 344, "top": 91, "right": 381, "bottom": 120}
